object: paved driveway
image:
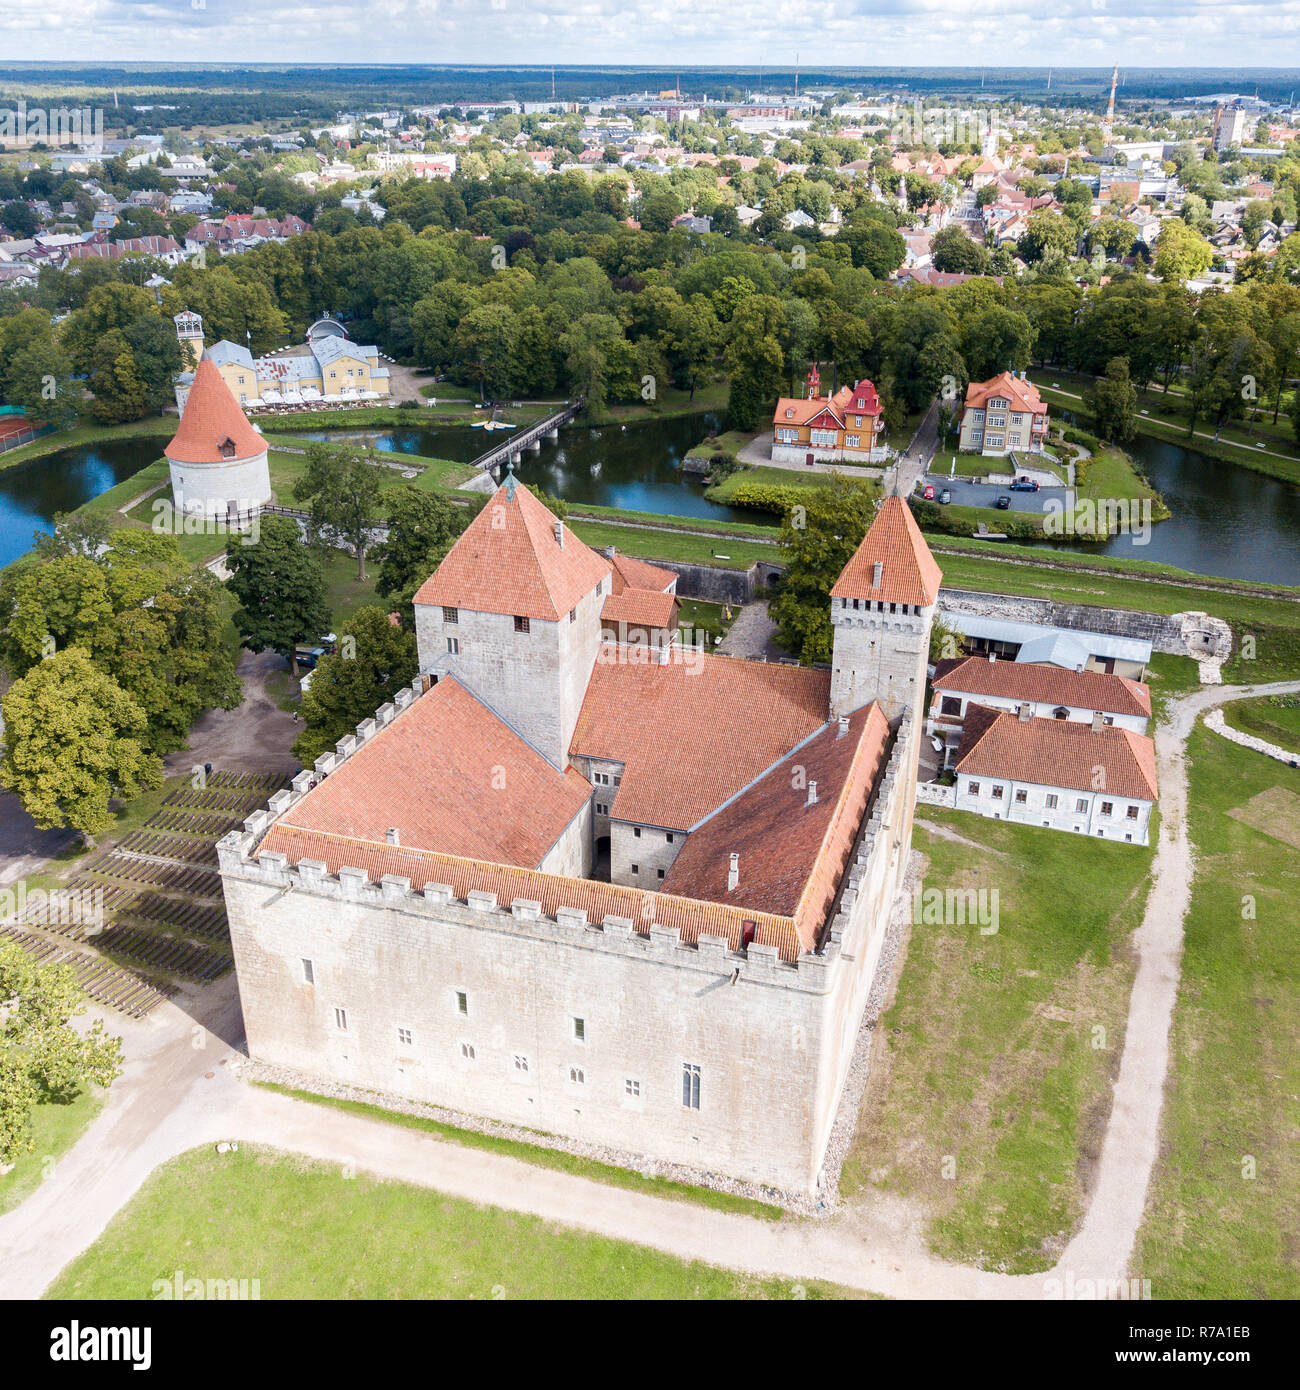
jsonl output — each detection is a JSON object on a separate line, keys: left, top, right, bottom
{"left": 923, "top": 475, "right": 1069, "bottom": 515}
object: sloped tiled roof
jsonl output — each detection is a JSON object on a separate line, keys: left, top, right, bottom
{"left": 601, "top": 588, "right": 679, "bottom": 630}
{"left": 164, "top": 359, "right": 266, "bottom": 464}
{"left": 269, "top": 676, "right": 591, "bottom": 868}
{"left": 954, "top": 704, "right": 1158, "bottom": 801}
{"left": 608, "top": 551, "right": 676, "bottom": 595}
{"left": 571, "top": 648, "right": 831, "bottom": 830}
{"left": 831, "top": 495, "right": 943, "bottom": 607}
{"left": 964, "top": 371, "right": 1048, "bottom": 415}
{"left": 934, "top": 657, "right": 1151, "bottom": 719}
{"left": 255, "top": 823, "right": 805, "bottom": 960}
{"left": 772, "top": 379, "right": 881, "bottom": 429}
{"left": 664, "top": 702, "right": 890, "bottom": 936}
{"left": 413, "top": 480, "right": 611, "bottom": 622}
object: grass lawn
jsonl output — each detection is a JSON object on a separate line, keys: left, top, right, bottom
{"left": 932, "top": 453, "right": 1013, "bottom": 478}
{"left": 319, "top": 549, "right": 385, "bottom": 629}
{"left": 600, "top": 379, "right": 728, "bottom": 423}
{"left": 685, "top": 428, "right": 758, "bottom": 462}
{"left": 266, "top": 446, "right": 474, "bottom": 504}
{"left": 567, "top": 519, "right": 778, "bottom": 570}
{"left": 0, "top": 1087, "right": 104, "bottom": 1218}
{"left": 1134, "top": 726, "right": 1300, "bottom": 1298}
{"left": 844, "top": 809, "right": 1155, "bottom": 1274}
{"left": 1143, "top": 652, "right": 1204, "bottom": 726}
{"left": 1030, "top": 370, "right": 1300, "bottom": 487}
{"left": 1077, "top": 446, "right": 1169, "bottom": 519}
{"left": 255, "top": 1083, "right": 781, "bottom": 1220}
{"left": 1221, "top": 693, "right": 1300, "bottom": 755}
{"left": 45, "top": 1146, "right": 862, "bottom": 1300}
{"left": 677, "top": 598, "right": 737, "bottom": 645}
{"left": 705, "top": 463, "right": 873, "bottom": 506}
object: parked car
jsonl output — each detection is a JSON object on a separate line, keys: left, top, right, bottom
{"left": 995, "top": 495, "right": 1012, "bottom": 510}
{"left": 922, "top": 483, "right": 936, "bottom": 500}
{"left": 938, "top": 488, "right": 952, "bottom": 505}
{"left": 1010, "top": 476, "right": 1039, "bottom": 491}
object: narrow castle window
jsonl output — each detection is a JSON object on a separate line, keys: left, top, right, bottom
{"left": 442, "top": 606, "right": 458, "bottom": 624}
{"left": 301, "top": 958, "right": 314, "bottom": 984}
{"left": 397, "top": 1027, "right": 413, "bottom": 1047}
{"left": 446, "top": 637, "right": 459, "bottom": 655}
{"left": 514, "top": 615, "right": 530, "bottom": 633}
{"left": 455, "top": 990, "right": 468, "bottom": 1016}
{"left": 334, "top": 1007, "right": 348, "bottom": 1032}
{"left": 572, "top": 1017, "right": 586, "bottom": 1043}
{"left": 682, "top": 1063, "right": 701, "bottom": 1110}
{"left": 460, "top": 1042, "right": 476, "bottom": 1061}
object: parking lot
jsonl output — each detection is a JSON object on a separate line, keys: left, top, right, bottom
{"left": 922, "top": 474, "right": 1073, "bottom": 515}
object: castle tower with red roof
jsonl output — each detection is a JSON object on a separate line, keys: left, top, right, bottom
{"left": 412, "top": 473, "right": 614, "bottom": 772}
{"left": 830, "top": 495, "right": 943, "bottom": 724}
{"left": 163, "top": 358, "right": 271, "bottom": 529}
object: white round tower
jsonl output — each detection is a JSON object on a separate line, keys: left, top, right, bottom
{"left": 164, "top": 358, "right": 271, "bottom": 529}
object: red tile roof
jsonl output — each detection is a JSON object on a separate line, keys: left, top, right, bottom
{"left": 601, "top": 588, "right": 679, "bottom": 630}
{"left": 270, "top": 676, "right": 591, "bottom": 868}
{"left": 571, "top": 647, "right": 831, "bottom": 829}
{"left": 412, "top": 480, "right": 610, "bottom": 622}
{"left": 934, "top": 657, "right": 1151, "bottom": 719}
{"left": 164, "top": 359, "right": 267, "bottom": 464}
{"left": 963, "top": 371, "right": 1048, "bottom": 416}
{"left": 954, "top": 704, "right": 1158, "bottom": 801}
{"left": 664, "top": 702, "right": 890, "bottom": 938}
{"left": 255, "top": 823, "right": 806, "bottom": 960}
{"left": 608, "top": 551, "right": 676, "bottom": 595}
{"left": 831, "top": 496, "right": 943, "bottom": 607}
{"left": 772, "top": 379, "right": 882, "bottom": 430}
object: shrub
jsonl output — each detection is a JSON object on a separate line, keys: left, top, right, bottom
{"left": 726, "top": 481, "right": 814, "bottom": 515}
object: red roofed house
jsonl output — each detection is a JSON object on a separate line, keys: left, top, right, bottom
{"left": 163, "top": 358, "right": 271, "bottom": 527}
{"left": 931, "top": 655, "right": 1151, "bottom": 735}
{"left": 218, "top": 484, "right": 944, "bottom": 1193}
{"left": 959, "top": 370, "right": 1050, "bottom": 456}
{"left": 771, "top": 363, "right": 886, "bottom": 466}
{"left": 952, "top": 702, "right": 1158, "bottom": 844}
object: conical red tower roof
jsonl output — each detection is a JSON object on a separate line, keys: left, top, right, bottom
{"left": 831, "top": 496, "right": 943, "bottom": 607}
{"left": 165, "top": 358, "right": 266, "bottom": 464}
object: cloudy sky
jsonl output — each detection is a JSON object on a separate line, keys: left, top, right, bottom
{"left": 1, "top": 0, "right": 1298, "bottom": 67}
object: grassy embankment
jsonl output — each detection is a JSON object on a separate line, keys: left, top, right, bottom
{"left": 1134, "top": 725, "right": 1300, "bottom": 1297}
{"left": 843, "top": 808, "right": 1156, "bottom": 1274}
{"left": 1029, "top": 368, "right": 1300, "bottom": 487}
{"left": 45, "top": 1146, "right": 866, "bottom": 1300}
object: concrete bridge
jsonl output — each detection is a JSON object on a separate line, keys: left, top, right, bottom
{"left": 469, "top": 400, "right": 582, "bottom": 473}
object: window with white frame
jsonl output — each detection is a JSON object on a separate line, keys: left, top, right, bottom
{"left": 624, "top": 1078, "right": 641, "bottom": 1100}
{"left": 571, "top": 1016, "right": 585, "bottom": 1043}
{"left": 302, "top": 958, "right": 315, "bottom": 984}
{"left": 334, "top": 1006, "right": 348, "bottom": 1032}
{"left": 397, "top": 1027, "right": 413, "bottom": 1047}
{"left": 568, "top": 1066, "right": 585, "bottom": 1086}
{"left": 682, "top": 1063, "right": 701, "bottom": 1110}
{"left": 455, "top": 990, "right": 468, "bottom": 1016}
{"left": 513, "top": 1054, "right": 529, "bottom": 1074}
{"left": 460, "top": 1041, "right": 476, "bottom": 1062}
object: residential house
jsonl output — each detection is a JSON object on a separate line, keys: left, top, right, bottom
{"left": 959, "top": 371, "right": 1049, "bottom": 457}
{"left": 771, "top": 365, "right": 886, "bottom": 465}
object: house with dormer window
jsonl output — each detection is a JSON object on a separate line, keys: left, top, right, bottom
{"left": 771, "top": 364, "right": 887, "bottom": 465}
{"left": 959, "top": 370, "right": 1049, "bottom": 456}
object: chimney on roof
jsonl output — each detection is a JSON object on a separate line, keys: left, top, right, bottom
{"left": 602, "top": 544, "right": 616, "bottom": 559}
{"left": 807, "top": 780, "right": 818, "bottom": 805}
{"left": 554, "top": 519, "right": 564, "bottom": 549}
{"left": 727, "top": 853, "right": 739, "bottom": 891}
{"left": 1018, "top": 702, "right": 1033, "bottom": 721}
{"left": 386, "top": 826, "right": 400, "bottom": 845}
{"left": 1091, "top": 710, "right": 1105, "bottom": 731}
{"left": 872, "top": 560, "right": 883, "bottom": 588}
{"left": 837, "top": 715, "right": 850, "bottom": 738}
{"left": 989, "top": 651, "right": 997, "bottom": 663}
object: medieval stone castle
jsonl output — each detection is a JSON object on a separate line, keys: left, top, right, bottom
{"left": 218, "top": 480, "right": 942, "bottom": 1193}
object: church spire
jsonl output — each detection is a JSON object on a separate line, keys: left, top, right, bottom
{"left": 504, "top": 458, "right": 518, "bottom": 500}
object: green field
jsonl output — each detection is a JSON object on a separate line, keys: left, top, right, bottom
{"left": 1134, "top": 727, "right": 1300, "bottom": 1298}
{"left": 567, "top": 519, "right": 776, "bottom": 569}
{"left": 45, "top": 1146, "right": 860, "bottom": 1300}
{"left": 266, "top": 445, "right": 475, "bottom": 502}
{"left": 1221, "top": 693, "right": 1300, "bottom": 755}
{"left": 844, "top": 809, "right": 1155, "bottom": 1274}
{"left": 0, "top": 1087, "right": 104, "bottom": 1218}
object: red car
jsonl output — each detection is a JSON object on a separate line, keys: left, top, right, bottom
{"left": 921, "top": 483, "right": 936, "bottom": 500}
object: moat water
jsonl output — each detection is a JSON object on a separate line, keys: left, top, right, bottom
{"left": 4, "top": 415, "right": 1300, "bottom": 587}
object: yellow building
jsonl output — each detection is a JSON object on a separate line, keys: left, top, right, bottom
{"left": 173, "top": 313, "right": 390, "bottom": 411}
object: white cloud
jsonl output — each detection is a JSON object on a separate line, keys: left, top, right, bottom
{"left": 0, "top": 0, "right": 1296, "bottom": 64}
